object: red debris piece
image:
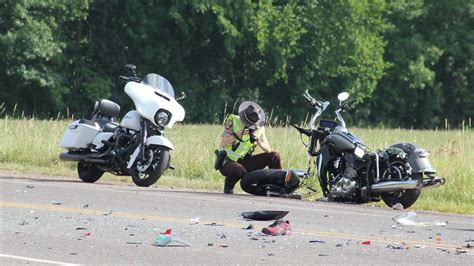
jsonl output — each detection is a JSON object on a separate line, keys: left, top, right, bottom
{"left": 361, "top": 240, "right": 371, "bottom": 245}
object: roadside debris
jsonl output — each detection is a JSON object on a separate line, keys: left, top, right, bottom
{"left": 75, "top": 227, "right": 87, "bottom": 230}
{"left": 309, "top": 240, "right": 326, "bottom": 244}
{"left": 189, "top": 217, "right": 200, "bottom": 224}
{"left": 386, "top": 244, "right": 404, "bottom": 250}
{"left": 154, "top": 229, "right": 191, "bottom": 247}
{"left": 18, "top": 221, "right": 28, "bottom": 226}
{"left": 126, "top": 242, "right": 142, "bottom": 245}
{"left": 392, "top": 203, "right": 404, "bottom": 210}
{"left": 103, "top": 209, "right": 113, "bottom": 216}
{"left": 392, "top": 212, "right": 448, "bottom": 227}
{"left": 205, "top": 222, "right": 224, "bottom": 226}
{"left": 50, "top": 201, "right": 62, "bottom": 205}
{"left": 26, "top": 185, "right": 34, "bottom": 189}
{"left": 83, "top": 204, "right": 89, "bottom": 208}
{"left": 242, "top": 224, "right": 254, "bottom": 230}
{"left": 241, "top": 211, "right": 289, "bottom": 221}
{"left": 360, "top": 241, "right": 371, "bottom": 245}
{"left": 261, "top": 220, "right": 291, "bottom": 236}
{"left": 414, "top": 244, "right": 426, "bottom": 249}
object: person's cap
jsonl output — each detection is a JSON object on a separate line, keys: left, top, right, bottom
{"left": 238, "top": 101, "right": 265, "bottom": 129}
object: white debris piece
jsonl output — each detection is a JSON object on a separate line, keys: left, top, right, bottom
{"left": 392, "top": 212, "right": 448, "bottom": 227}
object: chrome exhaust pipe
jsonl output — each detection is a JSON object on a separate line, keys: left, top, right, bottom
{"left": 422, "top": 176, "right": 446, "bottom": 190}
{"left": 361, "top": 179, "right": 419, "bottom": 193}
{"left": 59, "top": 152, "right": 106, "bottom": 164}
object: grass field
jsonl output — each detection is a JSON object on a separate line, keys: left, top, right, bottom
{"left": 1, "top": 117, "right": 473, "bottom": 214}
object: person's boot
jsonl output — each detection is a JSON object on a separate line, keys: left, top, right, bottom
{"left": 223, "top": 178, "right": 236, "bottom": 194}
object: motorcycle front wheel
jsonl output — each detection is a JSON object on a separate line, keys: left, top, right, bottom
{"left": 77, "top": 162, "right": 104, "bottom": 183}
{"left": 130, "top": 145, "right": 170, "bottom": 187}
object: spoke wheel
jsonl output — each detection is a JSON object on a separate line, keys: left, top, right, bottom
{"left": 130, "top": 146, "right": 170, "bottom": 187}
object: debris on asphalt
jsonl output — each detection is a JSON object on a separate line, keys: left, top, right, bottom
{"left": 309, "top": 240, "right": 326, "bottom": 244}
{"left": 18, "top": 221, "right": 28, "bottom": 226}
{"left": 154, "top": 229, "right": 191, "bottom": 247}
{"left": 241, "top": 211, "right": 289, "bottom": 221}
{"left": 26, "top": 185, "right": 34, "bottom": 189}
{"left": 324, "top": 215, "right": 330, "bottom": 218}
{"left": 207, "top": 243, "right": 214, "bottom": 246}
{"left": 392, "top": 203, "right": 404, "bottom": 210}
{"left": 392, "top": 224, "right": 402, "bottom": 229}
{"left": 406, "top": 230, "right": 415, "bottom": 233}
{"left": 242, "top": 224, "right": 254, "bottom": 230}
{"left": 435, "top": 235, "right": 442, "bottom": 241}
{"left": 216, "top": 244, "right": 228, "bottom": 248}
{"left": 268, "top": 253, "right": 274, "bottom": 256}
{"left": 250, "top": 237, "right": 259, "bottom": 241}
{"left": 414, "top": 244, "right": 426, "bottom": 249}
{"left": 455, "top": 250, "right": 467, "bottom": 255}
{"left": 189, "top": 217, "right": 200, "bottom": 224}
{"left": 386, "top": 244, "right": 404, "bottom": 250}
{"left": 103, "top": 209, "right": 113, "bottom": 216}
{"left": 83, "top": 232, "right": 91, "bottom": 237}
{"left": 126, "top": 242, "right": 142, "bottom": 245}
{"left": 336, "top": 244, "right": 343, "bottom": 247}
{"left": 50, "top": 201, "right": 62, "bottom": 205}
{"left": 318, "top": 254, "right": 329, "bottom": 257}
{"left": 464, "top": 244, "right": 473, "bottom": 249}
{"left": 392, "top": 212, "right": 448, "bottom": 227}
{"left": 217, "top": 233, "right": 227, "bottom": 239}
{"left": 261, "top": 220, "right": 291, "bottom": 236}
{"left": 75, "top": 227, "right": 87, "bottom": 230}
{"left": 205, "top": 222, "right": 224, "bottom": 226}
{"left": 360, "top": 241, "right": 371, "bottom": 245}
{"left": 83, "top": 204, "right": 89, "bottom": 208}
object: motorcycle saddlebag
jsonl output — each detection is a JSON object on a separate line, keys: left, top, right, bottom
{"left": 389, "top": 142, "right": 436, "bottom": 174}
{"left": 59, "top": 119, "right": 101, "bottom": 150}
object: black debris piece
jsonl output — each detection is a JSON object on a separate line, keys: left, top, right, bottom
{"left": 207, "top": 243, "right": 214, "bottom": 246}
{"left": 318, "top": 254, "right": 329, "bottom": 257}
{"left": 241, "top": 211, "right": 289, "bottom": 221}
{"left": 243, "top": 224, "right": 254, "bottom": 230}
{"left": 309, "top": 240, "right": 326, "bottom": 244}
{"left": 83, "top": 204, "right": 89, "bottom": 208}
{"left": 205, "top": 223, "right": 224, "bottom": 226}
{"left": 250, "top": 237, "right": 259, "bottom": 241}
{"left": 336, "top": 244, "right": 343, "bottom": 247}
{"left": 51, "top": 201, "right": 62, "bottom": 205}
{"left": 268, "top": 253, "right": 274, "bottom": 256}
{"left": 386, "top": 245, "right": 404, "bottom": 250}
{"left": 75, "top": 227, "right": 87, "bottom": 230}
{"left": 26, "top": 185, "right": 34, "bottom": 189}
{"left": 18, "top": 221, "right": 28, "bottom": 226}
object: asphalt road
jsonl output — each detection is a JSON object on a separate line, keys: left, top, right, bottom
{"left": 1, "top": 172, "right": 473, "bottom": 265}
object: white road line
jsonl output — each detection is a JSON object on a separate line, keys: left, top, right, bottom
{"left": 0, "top": 254, "right": 77, "bottom": 265}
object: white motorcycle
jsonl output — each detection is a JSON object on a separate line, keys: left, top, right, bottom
{"left": 59, "top": 64, "right": 185, "bottom": 187}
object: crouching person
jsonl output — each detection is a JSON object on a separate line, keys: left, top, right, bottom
{"left": 218, "top": 101, "right": 282, "bottom": 194}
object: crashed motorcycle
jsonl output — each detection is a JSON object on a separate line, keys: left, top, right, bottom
{"left": 59, "top": 64, "right": 185, "bottom": 187}
{"left": 290, "top": 91, "right": 445, "bottom": 208}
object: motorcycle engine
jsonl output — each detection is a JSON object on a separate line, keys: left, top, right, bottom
{"left": 330, "top": 174, "right": 357, "bottom": 196}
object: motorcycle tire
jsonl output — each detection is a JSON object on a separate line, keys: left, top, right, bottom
{"left": 130, "top": 146, "right": 170, "bottom": 187}
{"left": 381, "top": 187, "right": 422, "bottom": 209}
{"left": 77, "top": 162, "right": 104, "bottom": 183}
{"left": 240, "top": 169, "right": 296, "bottom": 196}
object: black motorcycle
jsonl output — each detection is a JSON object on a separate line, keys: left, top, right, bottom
{"left": 289, "top": 91, "right": 445, "bottom": 208}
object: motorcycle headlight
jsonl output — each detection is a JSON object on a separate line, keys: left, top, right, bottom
{"left": 154, "top": 110, "right": 171, "bottom": 126}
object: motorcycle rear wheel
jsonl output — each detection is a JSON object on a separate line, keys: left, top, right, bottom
{"left": 77, "top": 162, "right": 104, "bottom": 183}
{"left": 381, "top": 187, "right": 422, "bottom": 209}
{"left": 130, "top": 146, "right": 170, "bottom": 187}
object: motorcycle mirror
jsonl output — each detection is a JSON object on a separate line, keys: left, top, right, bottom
{"left": 125, "top": 64, "right": 137, "bottom": 77}
{"left": 337, "top": 92, "right": 349, "bottom": 102}
{"left": 176, "top": 91, "right": 186, "bottom": 101}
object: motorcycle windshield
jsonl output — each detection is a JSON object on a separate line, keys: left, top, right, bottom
{"left": 143, "top": 73, "right": 175, "bottom": 98}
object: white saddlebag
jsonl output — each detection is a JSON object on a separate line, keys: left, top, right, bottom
{"left": 59, "top": 119, "right": 101, "bottom": 150}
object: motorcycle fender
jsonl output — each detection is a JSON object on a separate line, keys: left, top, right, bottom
{"left": 127, "top": 136, "right": 174, "bottom": 169}
{"left": 145, "top": 135, "right": 174, "bottom": 150}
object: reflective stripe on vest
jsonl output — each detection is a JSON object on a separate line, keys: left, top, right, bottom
{"left": 223, "top": 114, "right": 257, "bottom": 161}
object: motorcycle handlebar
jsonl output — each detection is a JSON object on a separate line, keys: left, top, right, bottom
{"left": 119, "top": 76, "right": 141, "bottom": 82}
{"left": 302, "top": 91, "right": 321, "bottom": 108}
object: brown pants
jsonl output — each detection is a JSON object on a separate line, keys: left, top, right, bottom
{"left": 220, "top": 151, "right": 282, "bottom": 190}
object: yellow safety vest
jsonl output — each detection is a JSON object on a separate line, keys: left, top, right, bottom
{"left": 223, "top": 114, "right": 264, "bottom": 161}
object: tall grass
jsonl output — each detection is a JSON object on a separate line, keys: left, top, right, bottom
{"left": 0, "top": 116, "right": 472, "bottom": 214}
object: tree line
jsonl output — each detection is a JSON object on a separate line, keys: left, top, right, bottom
{"left": 0, "top": 0, "right": 472, "bottom": 128}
